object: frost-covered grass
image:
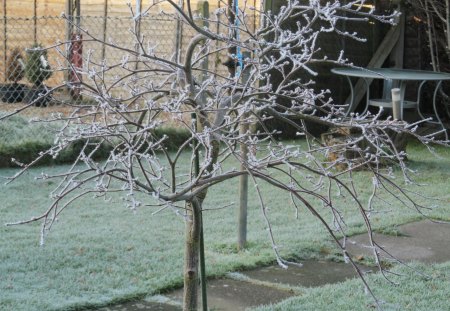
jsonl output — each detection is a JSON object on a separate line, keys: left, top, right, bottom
{"left": 0, "top": 115, "right": 106, "bottom": 167}
{"left": 0, "top": 141, "right": 449, "bottom": 310}
{"left": 0, "top": 115, "right": 189, "bottom": 167}
{"left": 253, "top": 261, "right": 450, "bottom": 311}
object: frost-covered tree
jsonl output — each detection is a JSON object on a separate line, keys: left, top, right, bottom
{"left": 2, "top": 1, "right": 449, "bottom": 310}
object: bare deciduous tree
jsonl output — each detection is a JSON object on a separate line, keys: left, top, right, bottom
{"left": 2, "top": 1, "right": 449, "bottom": 310}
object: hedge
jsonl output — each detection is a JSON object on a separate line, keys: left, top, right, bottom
{"left": 0, "top": 115, "right": 191, "bottom": 168}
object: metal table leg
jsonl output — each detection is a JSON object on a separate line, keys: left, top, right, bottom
{"left": 432, "top": 81, "right": 448, "bottom": 140}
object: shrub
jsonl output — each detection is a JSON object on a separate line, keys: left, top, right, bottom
{"left": 153, "top": 126, "right": 191, "bottom": 151}
{"left": 0, "top": 115, "right": 191, "bottom": 168}
{"left": 25, "top": 44, "right": 52, "bottom": 87}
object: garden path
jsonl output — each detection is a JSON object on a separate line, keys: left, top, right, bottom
{"left": 92, "top": 219, "right": 450, "bottom": 311}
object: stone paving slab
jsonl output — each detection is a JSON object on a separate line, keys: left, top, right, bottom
{"left": 88, "top": 260, "right": 368, "bottom": 311}
{"left": 345, "top": 220, "right": 450, "bottom": 263}
{"left": 92, "top": 220, "right": 450, "bottom": 310}
{"left": 164, "top": 260, "right": 376, "bottom": 311}
{"left": 167, "top": 277, "right": 294, "bottom": 311}
{"left": 242, "top": 260, "right": 374, "bottom": 288}
{"left": 94, "top": 301, "right": 181, "bottom": 311}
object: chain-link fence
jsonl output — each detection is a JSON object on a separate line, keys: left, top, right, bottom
{"left": 0, "top": 16, "right": 64, "bottom": 104}
{"left": 0, "top": 12, "right": 259, "bottom": 105}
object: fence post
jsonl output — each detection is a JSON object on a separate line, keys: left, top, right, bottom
{"left": 101, "top": 0, "right": 108, "bottom": 61}
{"left": 2, "top": 0, "right": 7, "bottom": 82}
{"left": 174, "top": 0, "right": 185, "bottom": 63}
{"left": 64, "top": 0, "right": 73, "bottom": 87}
{"left": 197, "top": 1, "right": 209, "bottom": 81}
{"left": 66, "top": 0, "right": 82, "bottom": 100}
{"left": 213, "top": 2, "right": 221, "bottom": 75}
{"left": 33, "top": 0, "right": 37, "bottom": 43}
{"left": 134, "top": 0, "right": 143, "bottom": 71}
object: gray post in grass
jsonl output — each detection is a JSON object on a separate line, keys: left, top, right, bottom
{"left": 238, "top": 52, "right": 251, "bottom": 250}
{"left": 238, "top": 117, "right": 249, "bottom": 250}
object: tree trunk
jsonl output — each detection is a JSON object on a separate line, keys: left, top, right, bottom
{"left": 183, "top": 198, "right": 202, "bottom": 311}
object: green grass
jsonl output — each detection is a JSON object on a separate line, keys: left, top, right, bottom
{"left": 253, "top": 261, "right": 450, "bottom": 311}
{"left": 0, "top": 141, "right": 449, "bottom": 310}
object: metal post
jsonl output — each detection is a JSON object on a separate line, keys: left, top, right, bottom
{"left": 252, "top": 0, "right": 256, "bottom": 33}
{"left": 65, "top": 0, "right": 73, "bottom": 47}
{"left": 392, "top": 88, "right": 402, "bottom": 120}
{"left": 33, "top": 0, "right": 37, "bottom": 44}
{"left": 225, "top": 0, "right": 236, "bottom": 76}
{"left": 238, "top": 51, "right": 251, "bottom": 251}
{"left": 75, "top": 0, "right": 81, "bottom": 31}
{"left": 134, "top": 0, "right": 143, "bottom": 71}
{"left": 101, "top": 0, "right": 108, "bottom": 61}
{"left": 197, "top": 1, "right": 209, "bottom": 88}
{"left": 174, "top": 0, "right": 184, "bottom": 63}
{"left": 238, "top": 121, "right": 249, "bottom": 250}
{"left": 228, "top": 0, "right": 248, "bottom": 251}
{"left": 64, "top": 1, "right": 71, "bottom": 86}
{"left": 66, "top": 0, "right": 82, "bottom": 100}
{"left": 213, "top": 1, "right": 220, "bottom": 75}
{"left": 2, "top": 0, "right": 7, "bottom": 82}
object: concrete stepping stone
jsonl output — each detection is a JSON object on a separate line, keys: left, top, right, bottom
{"left": 90, "top": 220, "right": 450, "bottom": 310}
{"left": 91, "top": 259, "right": 374, "bottom": 311}
{"left": 167, "top": 277, "right": 293, "bottom": 311}
{"left": 241, "top": 260, "right": 373, "bottom": 288}
{"left": 164, "top": 260, "right": 374, "bottom": 311}
{"left": 94, "top": 300, "right": 181, "bottom": 311}
{"left": 344, "top": 220, "right": 450, "bottom": 263}
{"left": 87, "top": 259, "right": 372, "bottom": 311}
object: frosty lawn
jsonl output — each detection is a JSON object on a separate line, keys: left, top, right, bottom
{"left": 253, "top": 261, "right": 450, "bottom": 311}
{"left": 1, "top": 141, "right": 449, "bottom": 311}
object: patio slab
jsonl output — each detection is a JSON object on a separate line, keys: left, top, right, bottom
{"left": 92, "top": 220, "right": 450, "bottom": 311}
{"left": 94, "top": 300, "right": 181, "bottom": 311}
{"left": 241, "top": 260, "right": 374, "bottom": 288}
{"left": 164, "top": 259, "right": 376, "bottom": 311}
{"left": 166, "top": 277, "right": 293, "bottom": 311}
{"left": 344, "top": 220, "right": 450, "bottom": 263}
